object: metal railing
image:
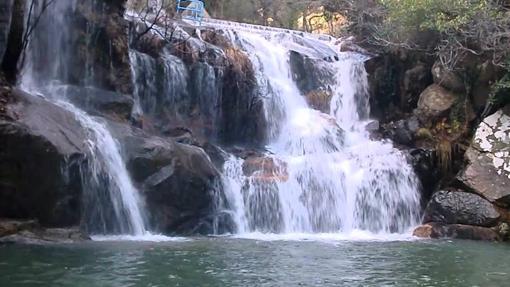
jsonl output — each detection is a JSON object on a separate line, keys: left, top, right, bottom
{"left": 176, "top": 0, "right": 205, "bottom": 25}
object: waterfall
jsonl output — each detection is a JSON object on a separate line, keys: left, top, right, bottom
{"left": 221, "top": 32, "right": 421, "bottom": 235}
{"left": 20, "top": 0, "right": 149, "bottom": 236}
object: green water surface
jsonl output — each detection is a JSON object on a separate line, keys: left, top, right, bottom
{"left": 0, "top": 238, "right": 509, "bottom": 286}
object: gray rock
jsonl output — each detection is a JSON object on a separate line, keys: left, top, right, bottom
{"left": 423, "top": 190, "right": 500, "bottom": 227}
{"left": 108, "top": 121, "right": 229, "bottom": 235}
{"left": 58, "top": 85, "right": 134, "bottom": 120}
{"left": 458, "top": 109, "right": 510, "bottom": 206}
{"left": 416, "top": 84, "right": 457, "bottom": 122}
{"left": 0, "top": 90, "right": 88, "bottom": 227}
{"left": 0, "top": 227, "right": 89, "bottom": 244}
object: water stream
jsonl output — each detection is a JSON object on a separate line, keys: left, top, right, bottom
{"left": 220, "top": 31, "right": 421, "bottom": 236}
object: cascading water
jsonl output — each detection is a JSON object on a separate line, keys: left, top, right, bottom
{"left": 21, "top": 0, "right": 150, "bottom": 236}
{"left": 221, "top": 31, "right": 421, "bottom": 236}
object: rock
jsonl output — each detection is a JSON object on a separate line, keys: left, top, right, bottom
{"left": 458, "top": 109, "right": 510, "bottom": 206}
{"left": 0, "top": 0, "right": 13, "bottom": 62}
{"left": 289, "top": 51, "right": 334, "bottom": 96}
{"left": 415, "top": 84, "right": 457, "bottom": 122}
{"left": 0, "top": 90, "right": 88, "bottom": 227}
{"left": 496, "top": 222, "right": 510, "bottom": 241}
{"left": 409, "top": 148, "right": 440, "bottom": 202}
{"left": 304, "top": 90, "right": 332, "bottom": 113}
{"left": 242, "top": 156, "right": 289, "bottom": 182}
{"left": 0, "top": 227, "right": 89, "bottom": 244}
{"left": 413, "top": 222, "right": 500, "bottom": 241}
{"left": 365, "top": 120, "right": 379, "bottom": 132}
{"left": 383, "top": 116, "right": 420, "bottom": 146}
{"left": 471, "top": 61, "right": 503, "bottom": 111}
{"left": 423, "top": 190, "right": 500, "bottom": 227}
{"left": 0, "top": 219, "right": 38, "bottom": 237}
{"left": 59, "top": 85, "right": 134, "bottom": 120}
{"left": 220, "top": 47, "right": 267, "bottom": 146}
{"left": 431, "top": 61, "right": 465, "bottom": 92}
{"left": 402, "top": 63, "right": 432, "bottom": 110}
{"left": 108, "top": 121, "right": 226, "bottom": 235}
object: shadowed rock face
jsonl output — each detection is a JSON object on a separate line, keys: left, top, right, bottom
{"left": 108, "top": 121, "right": 228, "bottom": 235}
{"left": 0, "top": 90, "right": 88, "bottom": 227}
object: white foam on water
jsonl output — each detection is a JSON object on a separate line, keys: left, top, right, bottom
{"left": 91, "top": 233, "right": 188, "bottom": 242}
{"left": 232, "top": 230, "right": 419, "bottom": 242}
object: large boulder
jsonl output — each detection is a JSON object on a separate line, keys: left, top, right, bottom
{"left": 0, "top": 90, "right": 88, "bottom": 227}
{"left": 108, "top": 122, "right": 228, "bottom": 234}
{"left": 415, "top": 84, "right": 457, "bottom": 122}
{"left": 423, "top": 190, "right": 500, "bottom": 227}
{"left": 413, "top": 222, "right": 500, "bottom": 241}
{"left": 431, "top": 61, "right": 465, "bottom": 92}
{"left": 0, "top": 0, "right": 13, "bottom": 62}
{"left": 458, "top": 109, "right": 510, "bottom": 206}
{"left": 58, "top": 85, "right": 134, "bottom": 120}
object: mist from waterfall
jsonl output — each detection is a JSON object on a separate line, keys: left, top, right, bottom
{"left": 221, "top": 31, "right": 421, "bottom": 236}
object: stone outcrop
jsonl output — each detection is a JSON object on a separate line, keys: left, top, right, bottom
{"left": 0, "top": 90, "right": 88, "bottom": 227}
{"left": 62, "top": 85, "right": 134, "bottom": 121}
{"left": 415, "top": 84, "right": 457, "bottom": 122}
{"left": 413, "top": 222, "right": 500, "bottom": 241}
{"left": 423, "top": 190, "right": 500, "bottom": 227}
{"left": 108, "top": 121, "right": 226, "bottom": 235}
{"left": 459, "top": 109, "right": 510, "bottom": 206}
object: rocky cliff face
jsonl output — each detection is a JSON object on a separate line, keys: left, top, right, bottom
{"left": 366, "top": 46, "right": 510, "bottom": 241}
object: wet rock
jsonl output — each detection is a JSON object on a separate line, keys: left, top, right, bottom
{"left": 365, "top": 120, "right": 379, "bottom": 132}
{"left": 108, "top": 122, "right": 225, "bottom": 235}
{"left": 415, "top": 84, "right": 457, "bottom": 122}
{"left": 431, "top": 61, "right": 465, "bottom": 92}
{"left": 304, "top": 90, "right": 332, "bottom": 113}
{"left": 409, "top": 148, "right": 440, "bottom": 202}
{"left": 423, "top": 190, "right": 500, "bottom": 227}
{"left": 72, "top": 1, "right": 133, "bottom": 94}
{"left": 413, "top": 222, "right": 500, "bottom": 241}
{"left": 0, "top": 219, "right": 38, "bottom": 237}
{"left": 0, "top": 0, "right": 13, "bottom": 61}
{"left": 0, "top": 90, "right": 88, "bottom": 227}
{"left": 220, "top": 47, "right": 266, "bottom": 146}
{"left": 458, "top": 109, "right": 510, "bottom": 206}
{"left": 289, "top": 51, "right": 334, "bottom": 96}
{"left": 243, "top": 156, "right": 289, "bottom": 182}
{"left": 383, "top": 116, "right": 420, "bottom": 146}
{"left": 0, "top": 227, "right": 89, "bottom": 244}
{"left": 61, "top": 85, "right": 134, "bottom": 120}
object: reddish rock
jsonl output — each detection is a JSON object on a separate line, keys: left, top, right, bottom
{"left": 413, "top": 222, "right": 501, "bottom": 241}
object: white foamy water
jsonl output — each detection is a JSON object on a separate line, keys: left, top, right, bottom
{"left": 221, "top": 30, "right": 421, "bottom": 236}
{"left": 91, "top": 234, "right": 187, "bottom": 242}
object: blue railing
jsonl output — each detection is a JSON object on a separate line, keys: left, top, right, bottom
{"left": 176, "top": 0, "right": 205, "bottom": 25}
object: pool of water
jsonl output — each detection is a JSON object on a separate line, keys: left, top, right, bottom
{"left": 1, "top": 237, "right": 509, "bottom": 286}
